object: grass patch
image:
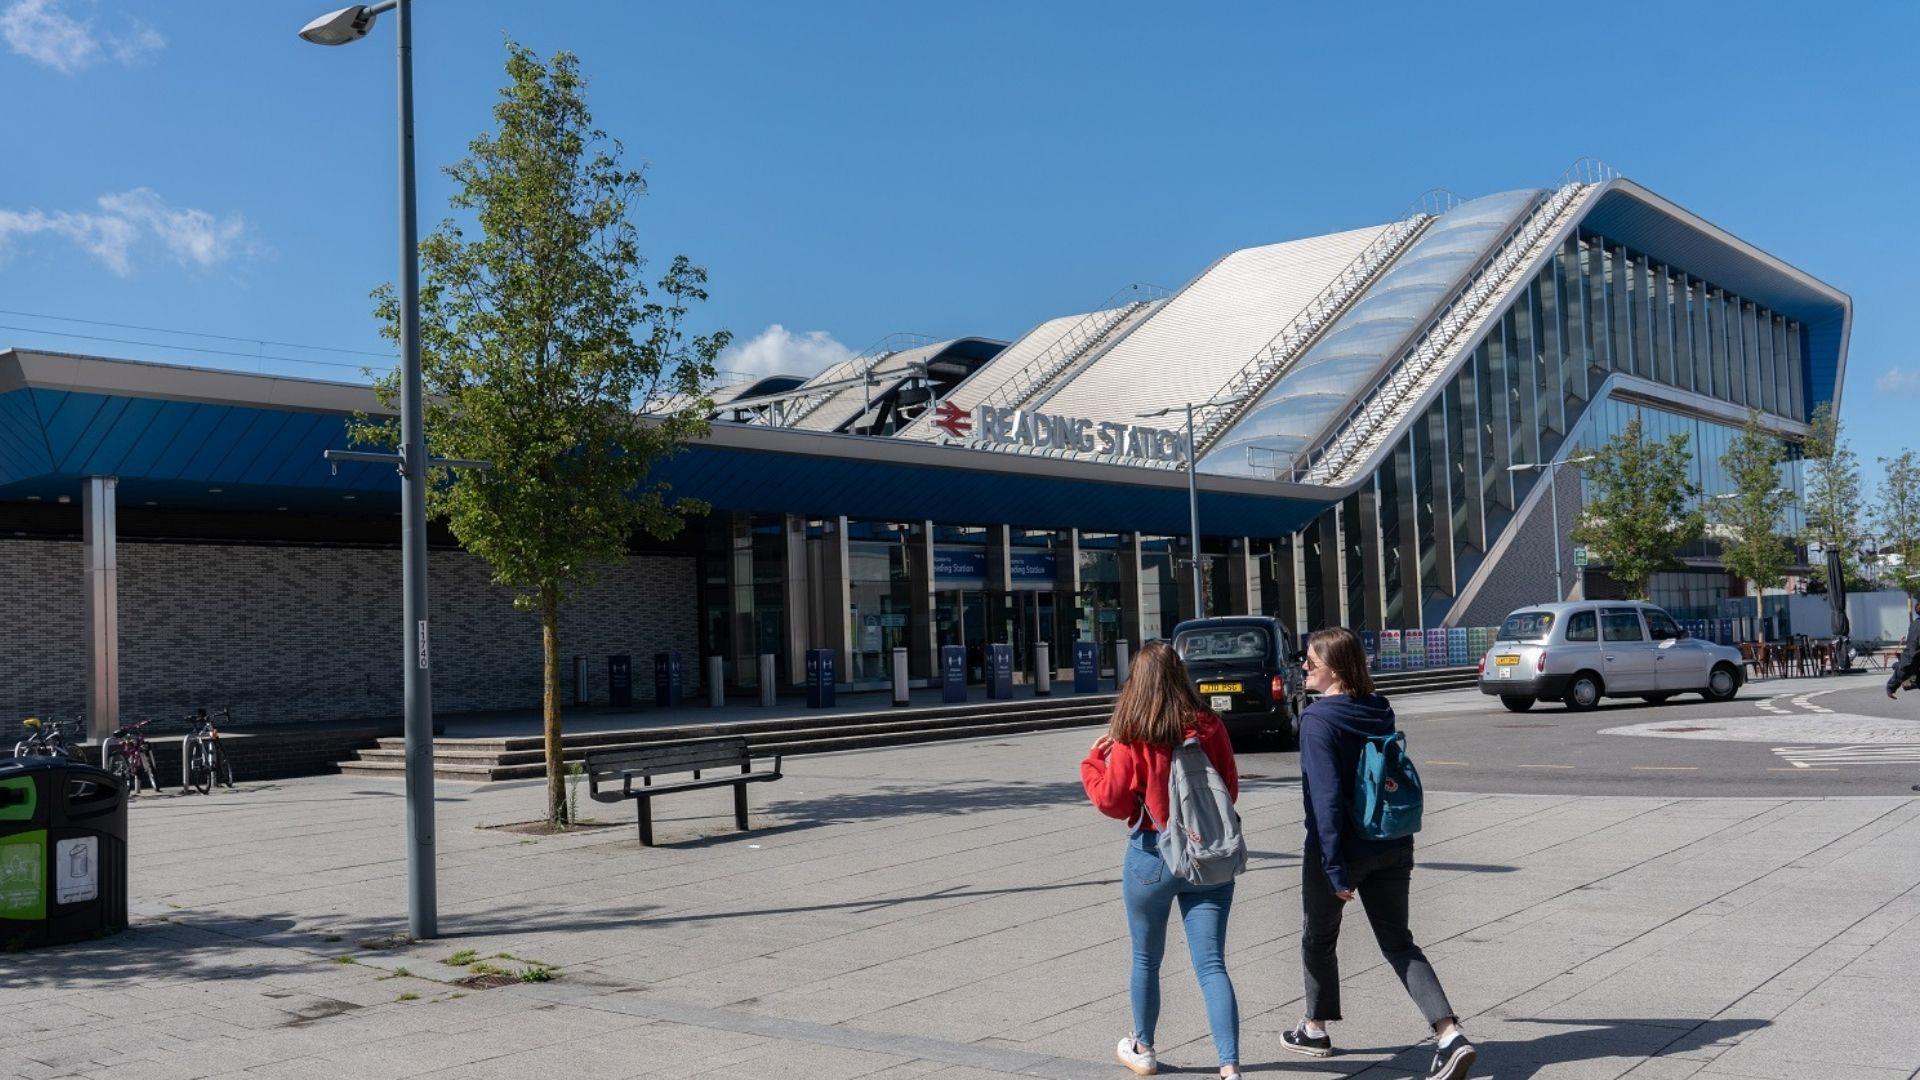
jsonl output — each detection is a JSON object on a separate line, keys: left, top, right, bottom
{"left": 518, "top": 965, "right": 555, "bottom": 983}
{"left": 332, "top": 956, "right": 355, "bottom": 965}
{"left": 444, "top": 948, "right": 478, "bottom": 966}
{"left": 396, "top": 992, "right": 419, "bottom": 1002}
{"left": 393, "top": 966, "right": 411, "bottom": 978}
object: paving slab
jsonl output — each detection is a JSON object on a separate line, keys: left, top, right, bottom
{"left": 4, "top": 726, "right": 1920, "bottom": 1079}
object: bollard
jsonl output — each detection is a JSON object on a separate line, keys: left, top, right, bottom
{"left": 1034, "top": 643, "right": 1051, "bottom": 696}
{"left": 1115, "top": 639, "right": 1131, "bottom": 688}
{"left": 891, "top": 646, "right": 910, "bottom": 706}
{"left": 707, "top": 655, "right": 724, "bottom": 708}
{"left": 758, "top": 653, "right": 776, "bottom": 707}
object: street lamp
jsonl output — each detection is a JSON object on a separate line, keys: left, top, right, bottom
{"left": 301, "top": 0, "right": 445, "bottom": 940}
{"left": 1139, "top": 395, "right": 1250, "bottom": 620}
{"left": 1508, "top": 454, "right": 1596, "bottom": 603}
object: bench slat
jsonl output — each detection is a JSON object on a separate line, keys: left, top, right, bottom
{"left": 586, "top": 738, "right": 750, "bottom": 779}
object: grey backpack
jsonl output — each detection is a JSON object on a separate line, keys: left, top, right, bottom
{"left": 1143, "top": 737, "right": 1247, "bottom": 885}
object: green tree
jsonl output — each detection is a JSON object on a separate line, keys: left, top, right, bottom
{"left": 1802, "top": 402, "right": 1864, "bottom": 592}
{"left": 1570, "top": 411, "right": 1704, "bottom": 598}
{"left": 350, "top": 45, "right": 727, "bottom": 824}
{"left": 1874, "top": 450, "right": 1920, "bottom": 596}
{"left": 1715, "top": 411, "right": 1796, "bottom": 640}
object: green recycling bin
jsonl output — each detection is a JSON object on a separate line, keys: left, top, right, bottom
{"left": 0, "top": 756, "right": 128, "bottom": 950}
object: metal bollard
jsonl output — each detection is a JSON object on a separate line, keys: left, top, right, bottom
{"left": 1034, "top": 643, "right": 1051, "bottom": 696}
{"left": 1115, "top": 640, "right": 1131, "bottom": 688}
{"left": 891, "top": 646, "right": 910, "bottom": 706}
{"left": 758, "top": 653, "right": 776, "bottom": 707}
{"left": 707, "top": 655, "right": 724, "bottom": 708}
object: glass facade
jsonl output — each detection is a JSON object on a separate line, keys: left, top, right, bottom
{"left": 1278, "top": 226, "right": 1811, "bottom": 633}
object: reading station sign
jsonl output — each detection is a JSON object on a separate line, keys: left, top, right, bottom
{"left": 932, "top": 402, "right": 1189, "bottom": 464}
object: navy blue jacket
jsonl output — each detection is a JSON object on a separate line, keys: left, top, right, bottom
{"left": 1299, "top": 691, "right": 1413, "bottom": 893}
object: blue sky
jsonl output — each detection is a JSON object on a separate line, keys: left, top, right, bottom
{"left": 2, "top": 1, "right": 1915, "bottom": 487}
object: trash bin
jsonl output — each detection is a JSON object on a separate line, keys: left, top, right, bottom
{"left": 0, "top": 757, "right": 127, "bottom": 950}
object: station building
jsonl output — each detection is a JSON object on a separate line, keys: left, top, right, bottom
{"left": 0, "top": 163, "right": 1850, "bottom": 740}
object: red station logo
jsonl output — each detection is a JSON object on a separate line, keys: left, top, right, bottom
{"left": 930, "top": 400, "right": 972, "bottom": 439}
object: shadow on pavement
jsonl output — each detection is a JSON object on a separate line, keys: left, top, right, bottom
{"left": 1239, "top": 1016, "right": 1769, "bottom": 1078}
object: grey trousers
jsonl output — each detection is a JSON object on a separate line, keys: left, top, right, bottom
{"left": 1301, "top": 842, "right": 1455, "bottom": 1026}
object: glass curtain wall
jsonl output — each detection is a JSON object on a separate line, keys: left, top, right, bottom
{"left": 1283, "top": 226, "right": 1811, "bottom": 633}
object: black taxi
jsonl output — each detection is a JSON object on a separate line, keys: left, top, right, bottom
{"left": 1170, "top": 616, "right": 1305, "bottom": 750}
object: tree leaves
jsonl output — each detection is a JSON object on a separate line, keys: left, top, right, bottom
{"left": 1569, "top": 410, "right": 1704, "bottom": 598}
{"left": 345, "top": 43, "right": 728, "bottom": 824}
{"left": 1715, "top": 410, "right": 1796, "bottom": 626}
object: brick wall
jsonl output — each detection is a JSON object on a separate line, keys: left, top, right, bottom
{"left": 0, "top": 539, "right": 697, "bottom": 743}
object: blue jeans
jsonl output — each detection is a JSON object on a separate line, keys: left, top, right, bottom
{"left": 1122, "top": 831, "right": 1239, "bottom": 1066}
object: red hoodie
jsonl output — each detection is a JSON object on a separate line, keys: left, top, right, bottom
{"left": 1080, "top": 711, "right": 1239, "bottom": 832}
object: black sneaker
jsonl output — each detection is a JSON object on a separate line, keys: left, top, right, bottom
{"left": 1427, "top": 1032, "right": 1477, "bottom": 1079}
{"left": 1281, "top": 1021, "right": 1332, "bottom": 1058}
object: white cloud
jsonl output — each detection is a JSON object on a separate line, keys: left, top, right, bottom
{"left": 716, "top": 324, "right": 853, "bottom": 384}
{"left": 1, "top": 0, "right": 163, "bottom": 74}
{"left": 1875, "top": 368, "right": 1920, "bottom": 396}
{"left": 0, "top": 188, "right": 250, "bottom": 276}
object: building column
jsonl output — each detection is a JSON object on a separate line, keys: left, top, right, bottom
{"left": 1120, "top": 533, "right": 1146, "bottom": 647}
{"left": 1228, "top": 537, "right": 1259, "bottom": 615}
{"left": 1173, "top": 539, "right": 1198, "bottom": 622}
{"left": 83, "top": 476, "right": 119, "bottom": 744}
{"left": 821, "top": 516, "right": 852, "bottom": 685}
{"left": 1277, "top": 532, "right": 1304, "bottom": 631}
{"left": 1355, "top": 487, "right": 1386, "bottom": 630}
{"left": 1316, "top": 512, "right": 1341, "bottom": 632}
{"left": 911, "top": 520, "right": 936, "bottom": 683}
{"left": 782, "top": 514, "right": 810, "bottom": 688}
{"left": 1056, "top": 530, "right": 1081, "bottom": 680}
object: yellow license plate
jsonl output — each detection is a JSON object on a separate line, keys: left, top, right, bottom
{"left": 1495, "top": 656, "right": 1521, "bottom": 666}
{"left": 1198, "top": 681, "right": 1243, "bottom": 694}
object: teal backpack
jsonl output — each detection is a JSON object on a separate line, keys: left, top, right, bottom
{"left": 1348, "top": 731, "right": 1423, "bottom": 840}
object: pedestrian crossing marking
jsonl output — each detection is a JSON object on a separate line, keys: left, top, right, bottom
{"left": 1771, "top": 744, "right": 1920, "bottom": 769}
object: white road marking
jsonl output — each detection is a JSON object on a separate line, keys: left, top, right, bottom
{"left": 1789, "top": 689, "right": 1838, "bottom": 714}
{"left": 1602, "top": 713, "right": 1920, "bottom": 746}
{"left": 1772, "top": 744, "right": 1920, "bottom": 768}
{"left": 1757, "top": 694, "right": 1790, "bottom": 715}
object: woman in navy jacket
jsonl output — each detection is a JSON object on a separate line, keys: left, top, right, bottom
{"left": 1280, "top": 627, "right": 1476, "bottom": 1080}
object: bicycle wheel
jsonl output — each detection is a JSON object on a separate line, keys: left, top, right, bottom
{"left": 186, "top": 740, "right": 211, "bottom": 795}
{"left": 213, "top": 743, "right": 235, "bottom": 788}
{"left": 138, "top": 748, "right": 160, "bottom": 793}
{"left": 105, "top": 746, "right": 134, "bottom": 789}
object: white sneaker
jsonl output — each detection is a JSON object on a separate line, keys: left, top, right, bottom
{"left": 1115, "top": 1035, "right": 1157, "bottom": 1076}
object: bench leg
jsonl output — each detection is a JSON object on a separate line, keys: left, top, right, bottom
{"left": 734, "top": 783, "right": 749, "bottom": 832}
{"left": 636, "top": 798, "right": 655, "bottom": 847}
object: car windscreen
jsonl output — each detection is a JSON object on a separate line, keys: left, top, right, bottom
{"left": 1175, "top": 627, "right": 1270, "bottom": 664}
{"left": 1497, "top": 611, "right": 1555, "bottom": 642}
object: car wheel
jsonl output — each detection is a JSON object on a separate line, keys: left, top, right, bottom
{"left": 1703, "top": 664, "right": 1740, "bottom": 702}
{"left": 1640, "top": 693, "right": 1674, "bottom": 705}
{"left": 1564, "top": 672, "right": 1603, "bottom": 712}
{"left": 1500, "top": 695, "right": 1535, "bottom": 713}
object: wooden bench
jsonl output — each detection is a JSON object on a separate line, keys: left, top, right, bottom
{"left": 585, "top": 737, "right": 782, "bottom": 846}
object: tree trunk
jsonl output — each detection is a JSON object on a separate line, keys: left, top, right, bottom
{"left": 1754, "top": 584, "right": 1765, "bottom": 643}
{"left": 541, "top": 584, "right": 566, "bottom": 825}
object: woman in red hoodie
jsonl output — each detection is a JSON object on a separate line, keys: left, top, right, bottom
{"left": 1081, "top": 639, "right": 1242, "bottom": 1079}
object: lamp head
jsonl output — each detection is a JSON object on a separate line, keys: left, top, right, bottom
{"left": 299, "top": 5, "right": 377, "bottom": 45}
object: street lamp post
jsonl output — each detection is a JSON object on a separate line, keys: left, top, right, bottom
{"left": 1508, "top": 455, "right": 1596, "bottom": 603}
{"left": 1140, "top": 396, "right": 1249, "bottom": 620}
{"left": 301, "top": 0, "right": 444, "bottom": 940}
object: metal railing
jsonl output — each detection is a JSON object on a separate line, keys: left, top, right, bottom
{"left": 1187, "top": 210, "right": 1438, "bottom": 457}
{"left": 721, "top": 332, "right": 938, "bottom": 427}
{"left": 973, "top": 283, "right": 1170, "bottom": 416}
{"left": 1292, "top": 171, "right": 1601, "bottom": 486}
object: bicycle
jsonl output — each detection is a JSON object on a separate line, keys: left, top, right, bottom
{"left": 182, "top": 708, "right": 236, "bottom": 794}
{"left": 103, "top": 717, "right": 162, "bottom": 794}
{"left": 12, "top": 715, "right": 88, "bottom": 763}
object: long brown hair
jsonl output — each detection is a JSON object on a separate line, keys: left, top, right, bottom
{"left": 1108, "top": 639, "right": 1207, "bottom": 747}
{"left": 1307, "top": 626, "right": 1375, "bottom": 697}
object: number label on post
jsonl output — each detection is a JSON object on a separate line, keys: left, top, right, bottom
{"left": 417, "top": 620, "right": 430, "bottom": 669}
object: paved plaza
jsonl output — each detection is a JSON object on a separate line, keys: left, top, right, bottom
{"left": 6, "top": 716, "right": 1920, "bottom": 1079}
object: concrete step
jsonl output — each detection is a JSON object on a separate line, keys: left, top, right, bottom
{"left": 340, "top": 707, "right": 1116, "bottom": 781}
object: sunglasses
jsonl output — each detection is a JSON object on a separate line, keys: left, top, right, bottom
{"left": 1302, "top": 655, "right": 1319, "bottom": 671}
